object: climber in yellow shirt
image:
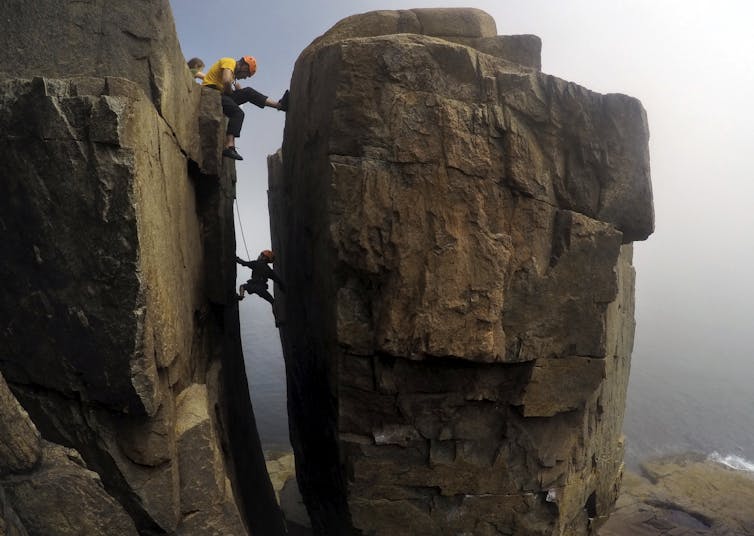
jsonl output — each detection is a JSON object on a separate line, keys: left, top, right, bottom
{"left": 202, "top": 56, "right": 289, "bottom": 160}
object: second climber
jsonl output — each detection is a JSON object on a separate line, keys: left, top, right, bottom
{"left": 236, "top": 250, "right": 285, "bottom": 306}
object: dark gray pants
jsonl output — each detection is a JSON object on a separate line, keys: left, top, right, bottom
{"left": 222, "top": 87, "right": 267, "bottom": 137}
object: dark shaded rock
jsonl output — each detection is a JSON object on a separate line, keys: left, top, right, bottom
{"left": 0, "top": 0, "right": 200, "bottom": 159}
{"left": 521, "top": 356, "right": 606, "bottom": 417}
{"left": 197, "top": 87, "right": 226, "bottom": 177}
{"left": 0, "top": 76, "right": 170, "bottom": 415}
{"left": 0, "top": 74, "right": 263, "bottom": 532}
{"left": 0, "top": 1, "right": 285, "bottom": 534}
{"left": 1, "top": 442, "right": 138, "bottom": 536}
{"left": 0, "top": 494, "right": 30, "bottom": 536}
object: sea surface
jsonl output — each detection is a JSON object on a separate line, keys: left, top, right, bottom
{"left": 623, "top": 342, "right": 754, "bottom": 470}
{"left": 239, "top": 298, "right": 291, "bottom": 452}
{"left": 240, "top": 299, "right": 754, "bottom": 472}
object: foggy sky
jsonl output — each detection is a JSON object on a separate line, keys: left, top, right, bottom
{"left": 172, "top": 1, "right": 754, "bottom": 387}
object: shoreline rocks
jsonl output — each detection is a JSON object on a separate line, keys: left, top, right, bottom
{"left": 264, "top": 447, "right": 754, "bottom": 536}
{"left": 599, "top": 453, "right": 754, "bottom": 535}
{"left": 270, "top": 7, "right": 653, "bottom": 534}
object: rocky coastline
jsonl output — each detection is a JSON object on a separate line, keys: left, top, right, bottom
{"left": 600, "top": 452, "right": 754, "bottom": 535}
{"left": 264, "top": 448, "right": 754, "bottom": 536}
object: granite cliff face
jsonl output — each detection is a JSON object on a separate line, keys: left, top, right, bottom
{"left": 270, "top": 8, "right": 653, "bottom": 535}
{"left": 0, "top": 1, "right": 284, "bottom": 535}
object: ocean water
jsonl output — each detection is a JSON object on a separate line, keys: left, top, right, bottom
{"left": 239, "top": 297, "right": 291, "bottom": 452}
{"left": 240, "top": 301, "right": 754, "bottom": 473}
{"left": 623, "top": 343, "right": 754, "bottom": 471}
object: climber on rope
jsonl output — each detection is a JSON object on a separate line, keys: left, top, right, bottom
{"left": 236, "top": 250, "right": 285, "bottom": 307}
{"left": 202, "top": 55, "right": 290, "bottom": 161}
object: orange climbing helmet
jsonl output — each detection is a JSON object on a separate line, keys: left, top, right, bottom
{"left": 260, "top": 249, "right": 274, "bottom": 262}
{"left": 242, "top": 55, "right": 257, "bottom": 76}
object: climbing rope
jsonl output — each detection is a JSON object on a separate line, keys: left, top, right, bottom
{"left": 234, "top": 198, "right": 251, "bottom": 261}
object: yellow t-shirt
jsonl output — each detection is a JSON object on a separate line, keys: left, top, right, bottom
{"left": 202, "top": 58, "right": 236, "bottom": 90}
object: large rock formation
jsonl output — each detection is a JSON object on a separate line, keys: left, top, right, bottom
{"left": 0, "top": 1, "right": 284, "bottom": 535}
{"left": 270, "top": 8, "right": 653, "bottom": 535}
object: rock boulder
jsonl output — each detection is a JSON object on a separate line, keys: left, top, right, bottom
{"left": 2, "top": 442, "right": 139, "bottom": 536}
{"left": 270, "top": 8, "right": 653, "bottom": 535}
{"left": 0, "top": 372, "right": 41, "bottom": 477}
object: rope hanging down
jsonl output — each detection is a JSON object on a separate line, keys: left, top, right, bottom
{"left": 234, "top": 198, "right": 251, "bottom": 260}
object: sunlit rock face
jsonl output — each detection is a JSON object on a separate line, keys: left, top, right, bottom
{"left": 0, "top": 1, "right": 284, "bottom": 534}
{"left": 270, "top": 7, "right": 653, "bottom": 535}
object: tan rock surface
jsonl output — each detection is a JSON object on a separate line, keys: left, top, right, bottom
{"left": 0, "top": 373, "right": 40, "bottom": 476}
{"left": 175, "top": 384, "right": 227, "bottom": 516}
{"left": 271, "top": 8, "right": 653, "bottom": 535}
{"left": 307, "top": 7, "right": 541, "bottom": 69}
{"left": 265, "top": 451, "right": 312, "bottom": 532}
{"left": 1, "top": 442, "right": 138, "bottom": 536}
{"left": 266, "top": 451, "right": 296, "bottom": 503}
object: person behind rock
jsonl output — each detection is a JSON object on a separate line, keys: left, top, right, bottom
{"left": 202, "top": 56, "right": 289, "bottom": 160}
{"left": 236, "top": 250, "right": 285, "bottom": 306}
{"left": 187, "top": 57, "right": 205, "bottom": 81}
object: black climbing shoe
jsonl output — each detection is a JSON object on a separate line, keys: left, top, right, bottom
{"left": 278, "top": 90, "right": 289, "bottom": 112}
{"left": 223, "top": 146, "right": 243, "bottom": 160}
